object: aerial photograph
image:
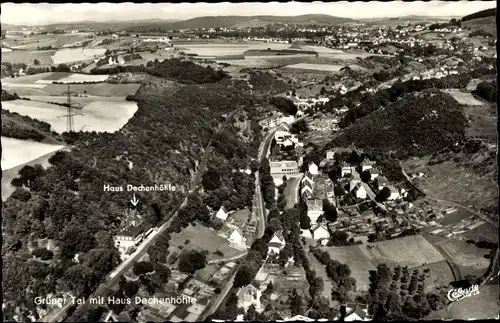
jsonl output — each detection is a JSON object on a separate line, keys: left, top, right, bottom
{"left": 1, "top": 1, "right": 498, "bottom": 322}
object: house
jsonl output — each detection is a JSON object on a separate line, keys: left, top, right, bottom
{"left": 341, "top": 164, "right": 353, "bottom": 177}
{"left": 349, "top": 178, "right": 361, "bottom": 192}
{"left": 352, "top": 183, "right": 367, "bottom": 199}
{"left": 301, "top": 180, "right": 314, "bottom": 200}
{"left": 237, "top": 283, "right": 262, "bottom": 312}
{"left": 301, "top": 171, "right": 314, "bottom": 185}
{"left": 113, "top": 222, "right": 154, "bottom": 258}
{"left": 312, "top": 224, "right": 330, "bottom": 242}
{"left": 274, "top": 130, "right": 291, "bottom": 144}
{"left": 306, "top": 199, "right": 324, "bottom": 225}
{"left": 229, "top": 228, "right": 247, "bottom": 250}
{"left": 377, "top": 176, "right": 390, "bottom": 190}
{"left": 369, "top": 167, "right": 380, "bottom": 180}
{"left": 284, "top": 314, "right": 315, "bottom": 322}
{"left": 387, "top": 186, "right": 400, "bottom": 200}
{"left": 308, "top": 162, "right": 319, "bottom": 175}
{"left": 344, "top": 303, "right": 373, "bottom": 321}
{"left": 268, "top": 231, "right": 286, "bottom": 255}
{"left": 215, "top": 205, "right": 229, "bottom": 221}
{"left": 270, "top": 161, "right": 299, "bottom": 178}
{"left": 301, "top": 229, "right": 313, "bottom": 239}
{"left": 361, "top": 159, "right": 374, "bottom": 172}
{"left": 326, "top": 151, "right": 335, "bottom": 160}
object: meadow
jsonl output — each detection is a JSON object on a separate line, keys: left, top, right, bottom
{"left": 1, "top": 136, "right": 65, "bottom": 171}
{"left": 3, "top": 82, "right": 141, "bottom": 96}
{"left": 284, "top": 63, "right": 344, "bottom": 72}
{"left": 169, "top": 224, "right": 241, "bottom": 262}
{"left": 2, "top": 99, "right": 138, "bottom": 134}
{"left": 444, "top": 89, "right": 486, "bottom": 106}
{"left": 51, "top": 48, "right": 107, "bottom": 64}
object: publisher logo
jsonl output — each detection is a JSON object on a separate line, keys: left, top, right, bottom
{"left": 447, "top": 284, "right": 480, "bottom": 302}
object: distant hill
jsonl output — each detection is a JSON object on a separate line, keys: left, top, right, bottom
{"left": 461, "top": 8, "right": 496, "bottom": 37}
{"left": 461, "top": 8, "right": 496, "bottom": 22}
{"left": 361, "top": 15, "right": 453, "bottom": 25}
{"left": 126, "top": 14, "right": 355, "bottom": 31}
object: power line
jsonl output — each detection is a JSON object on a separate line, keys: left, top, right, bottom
{"left": 58, "top": 84, "right": 83, "bottom": 133}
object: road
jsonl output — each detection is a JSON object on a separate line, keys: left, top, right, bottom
{"left": 283, "top": 175, "right": 303, "bottom": 209}
{"left": 207, "top": 251, "right": 248, "bottom": 265}
{"left": 200, "top": 269, "right": 237, "bottom": 321}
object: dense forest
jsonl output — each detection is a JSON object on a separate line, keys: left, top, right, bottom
{"left": 461, "top": 8, "right": 496, "bottom": 22}
{"left": 1, "top": 61, "right": 265, "bottom": 321}
{"left": 330, "top": 90, "right": 467, "bottom": 158}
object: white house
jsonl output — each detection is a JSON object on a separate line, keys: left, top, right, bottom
{"left": 341, "top": 165, "right": 353, "bottom": 177}
{"left": 285, "top": 315, "right": 315, "bottom": 322}
{"left": 229, "top": 228, "right": 247, "bottom": 250}
{"left": 387, "top": 186, "right": 400, "bottom": 201}
{"left": 267, "top": 231, "right": 286, "bottom": 256}
{"left": 352, "top": 183, "right": 367, "bottom": 199}
{"left": 215, "top": 206, "right": 229, "bottom": 221}
{"left": 306, "top": 199, "right": 324, "bottom": 225}
{"left": 326, "top": 151, "right": 335, "bottom": 160}
{"left": 312, "top": 225, "right": 330, "bottom": 242}
{"left": 377, "top": 176, "right": 390, "bottom": 191}
{"left": 361, "top": 159, "right": 374, "bottom": 172}
{"left": 270, "top": 161, "right": 299, "bottom": 178}
{"left": 301, "top": 181, "right": 314, "bottom": 200}
{"left": 301, "top": 229, "right": 313, "bottom": 239}
{"left": 369, "top": 167, "right": 380, "bottom": 180}
{"left": 308, "top": 162, "right": 319, "bottom": 175}
{"left": 344, "top": 304, "right": 373, "bottom": 321}
{"left": 114, "top": 223, "right": 154, "bottom": 260}
{"left": 236, "top": 283, "right": 262, "bottom": 312}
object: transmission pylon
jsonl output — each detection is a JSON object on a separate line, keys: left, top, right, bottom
{"left": 58, "top": 84, "right": 83, "bottom": 133}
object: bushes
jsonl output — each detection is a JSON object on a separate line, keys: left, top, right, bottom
{"left": 178, "top": 250, "right": 207, "bottom": 274}
{"left": 472, "top": 80, "right": 497, "bottom": 102}
{"left": 269, "top": 96, "right": 298, "bottom": 116}
{"left": 146, "top": 58, "right": 228, "bottom": 84}
{"left": 32, "top": 248, "right": 54, "bottom": 260}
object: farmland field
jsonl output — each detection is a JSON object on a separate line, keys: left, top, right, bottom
{"left": 2, "top": 99, "right": 138, "bottom": 133}
{"left": 284, "top": 63, "right": 344, "bottom": 72}
{"left": 325, "top": 235, "right": 445, "bottom": 291}
{"left": 412, "top": 260, "right": 455, "bottom": 293}
{"left": 462, "top": 223, "right": 498, "bottom": 242}
{"left": 425, "top": 234, "right": 491, "bottom": 277}
{"left": 51, "top": 48, "right": 106, "bottom": 64}
{"left": 1, "top": 137, "right": 65, "bottom": 171}
{"left": 35, "top": 74, "right": 109, "bottom": 84}
{"left": 169, "top": 224, "right": 241, "bottom": 262}
{"left": 3, "top": 82, "right": 141, "bottom": 97}
{"left": 405, "top": 158, "right": 497, "bottom": 212}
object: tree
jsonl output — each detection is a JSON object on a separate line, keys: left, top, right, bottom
{"left": 375, "top": 187, "right": 391, "bottom": 202}
{"left": 202, "top": 168, "right": 221, "bottom": 191}
{"left": 300, "top": 212, "right": 311, "bottom": 229}
{"left": 323, "top": 199, "right": 338, "bottom": 222}
{"left": 178, "top": 250, "right": 207, "bottom": 274}
{"left": 234, "top": 264, "right": 254, "bottom": 288}
{"left": 133, "top": 261, "right": 154, "bottom": 276}
{"left": 320, "top": 86, "right": 327, "bottom": 96}
{"left": 334, "top": 186, "right": 346, "bottom": 196}
{"left": 122, "top": 281, "right": 139, "bottom": 298}
{"left": 360, "top": 169, "right": 372, "bottom": 182}
{"left": 152, "top": 263, "right": 171, "bottom": 284}
{"left": 249, "top": 160, "right": 260, "bottom": 172}
{"left": 33, "top": 59, "right": 40, "bottom": 65}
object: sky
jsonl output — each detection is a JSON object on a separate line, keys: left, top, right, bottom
{"left": 2, "top": 1, "right": 496, "bottom": 26}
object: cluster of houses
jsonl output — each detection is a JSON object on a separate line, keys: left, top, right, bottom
{"left": 212, "top": 206, "right": 257, "bottom": 251}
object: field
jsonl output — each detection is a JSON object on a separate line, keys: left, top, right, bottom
{"left": 462, "top": 223, "right": 498, "bottom": 242}
{"left": 425, "top": 234, "right": 491, "bottom": 278}
{"left": 3, "top": 82, "right": 141, "bottom": 97}
{"left": 35, "top": 74, "right": 109, "bottom": 84}
{"left": 284, "top": 63, "right": 344, "bottom": 72}
{"left": 2, "top": 99, "right": 138, "bottom": 133}
{"left": 1, "top": 141, "right": 66, "bottom": 201}
{"left": 169, "top": 224, "right": 241, "bottom": 262}
{"left": 443, "top": 89, "right": 486, "bottom": 106}
{"left": 412, "top": 260, "right": 455, "bottom": 293}
{"left": 1, "top": 137, "right": 65, "bottom": 171}
{"left": 324, "top": 235, "right": 445, "bottom": 291}
{"left": 51, "top": 48, "right": 107, "bottom": 64}
{"left": 462, "top": 100, "right": 497, "bottom": 145}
